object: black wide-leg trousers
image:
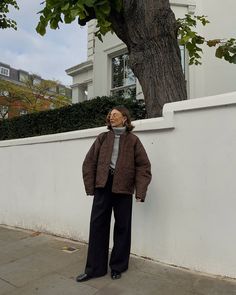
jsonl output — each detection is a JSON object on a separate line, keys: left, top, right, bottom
{"left": 85, "top": 171, "right": 133, "bottom": 277}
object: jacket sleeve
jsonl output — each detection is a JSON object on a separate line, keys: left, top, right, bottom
{"left": 134, "top": 138, "right": 152, "bottom": 202}
{"left": 82, "top": 134, "right": 104, "bottom": 195}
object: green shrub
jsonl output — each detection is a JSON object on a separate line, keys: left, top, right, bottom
{"left": 0, "top": 96, "right": 146, "bottom": 140}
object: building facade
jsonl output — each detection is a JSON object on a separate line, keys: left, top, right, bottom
{"left": 0, "top": 61, "right": 72, "bottom": 119}
{"left": 66, "top": 0, "right": 236, "bottom": 104}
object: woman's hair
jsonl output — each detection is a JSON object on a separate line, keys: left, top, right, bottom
{"left": 106, "top": 105, "right": 135, "bottom": 131}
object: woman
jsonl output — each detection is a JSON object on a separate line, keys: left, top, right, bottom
{"left": 76, "top": 106, "right": 152, "bottom": 282}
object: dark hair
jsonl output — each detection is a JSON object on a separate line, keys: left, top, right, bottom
{"left": 106, "top": 105, "right": 135, "bottom": 131}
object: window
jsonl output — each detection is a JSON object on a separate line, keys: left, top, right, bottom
{"left": 179, "top": 45, "right": 186, "bottom": 75}
{"left": 111, "top": 47, "right": 186, "bottom": 100}
{"left": 50, "top": 103, "right": 55, "bottom": 110}
{"left": 111, "top": 54, "right": 136, "bottom": 99}
{"left": 33, "top": 77, "right": 41, "bottom": 85}
{"left": 0, "top": 66, "right": 10, "bottom": 77}
{"left": 19, "top": 109, "right": 28, "bottom": 116}
{"left": 49, "top": 86, "right": 57, "bottom": 93}
{"left": 19, "top": 72, "right": 29, "bottom": 83}
{"left": 0, "top": 105, "right": 9, "bottom": 119}
{"left": 58, "top": 86, "right": 66, "bottom": 95}
{"left": 0, "top": 90, "right": 9, "bottom": 97}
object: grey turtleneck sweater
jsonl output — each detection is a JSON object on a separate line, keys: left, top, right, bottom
{"left": 110, "top": 127, "right": 126, "bottom": 169}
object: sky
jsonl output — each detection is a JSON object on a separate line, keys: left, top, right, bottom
{"left": 0, "top": 0, "right": 88, "bottom": 86}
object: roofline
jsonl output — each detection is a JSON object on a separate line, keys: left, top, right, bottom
{"left": 65, "top": 60, "right": 93, "bottom": 76}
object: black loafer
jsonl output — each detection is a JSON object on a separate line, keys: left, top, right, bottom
{"left": 76, "top": 273, "right": 92, "bottom": 282}
{"left": 111, "top": 270, "right": 121, "bottom": 280}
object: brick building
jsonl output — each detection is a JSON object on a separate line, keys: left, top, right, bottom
{"left": 0, "top": 61, "right": 72, "bottom": 119}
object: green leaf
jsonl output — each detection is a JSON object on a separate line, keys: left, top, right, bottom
{"left": 36, "top": 22, "right": 46, "bottom": 36}
{"left": 189, "top": 58, "right": 194, "bottom": 65}
{"left": 83, "top": 0, "right": 96, "bottom": 8}
{"left": 207, "top": 39, "right": 221, "bottom": 47}
{"left": 95, "top": 30, "right": 103, "bottom": 42}
{"left": 50, "top": 18, "right": 59, "bottom": 29}
{"left": 70, "top": 8, "right": 80, "bottom": 19}
{"left": 64, "top": 13, "right": 72, "bottom": 23}
{"left": 100, "top": 3, "right": 111, "bottom": 15}
{"left": 182, "top": 35, "right": 191, "bottom": 43}
{"left": 96, "top": 0, "right": 108, "bottom": 6}
{"left": 231, "top": 55, "right": 236, "bottom": 64}
{"left": 186, "top": 42, "right": 195, "bottom": 52}
{"left": 61, "top": 3, "right": 70, "bottom": 11}
{"left": 113, "top": 0, "right": 123, "bottom": 12}
{"left": 215, "top": 47, "right": 224, "bottom": 58}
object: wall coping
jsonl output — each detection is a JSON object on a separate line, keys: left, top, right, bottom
{"left": 163, "top": 91, "right": 236, "bottom": 113}
{"left": 65, "top": 60, "right": 93, "bottom": 76}
{"left": 1, "top": 92, "right": 236, "bottom": 148}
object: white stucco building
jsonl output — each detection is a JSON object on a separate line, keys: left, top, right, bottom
{"left": 65, "top": 0, "right": 236, "bottom": 104}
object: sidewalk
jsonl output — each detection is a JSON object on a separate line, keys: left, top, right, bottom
{"left": 0, "top": 225, "right": 235, "bottom": 295}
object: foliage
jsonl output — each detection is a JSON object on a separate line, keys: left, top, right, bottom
{"left": 210, "top": 38, "right": 236, "bottom": 64}
{"left": 2, "top": 1, "right": 236, "bottom": 65}
{"left": 36, "top": 2, "right": 236, "bottom": 65}
{"left": 0, "top": 95, "right": 146, "bottom": 140}
{"left": 0, "top": 78, "right": 71, "bottom": 118}
{"left": 21, "top": 78, "right": 71, "bottom": 111}
{"left": 0, "top": 0, "right": 19, "bottom": 30}
{"left": 36, "top": 0, "right": 122, "bottom": 41}
{"left": 178, "top": 14, "right": 236, "bottom": 65}
{"left": 178, "top": 14, "right": 209, "bottom": 65}
{"left": 0, "top": 80, "right": 26, "bottom": 118}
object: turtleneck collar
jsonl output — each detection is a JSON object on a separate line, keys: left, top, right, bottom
{"left": 112, "top": 126, "right": 126, "bottom": 136}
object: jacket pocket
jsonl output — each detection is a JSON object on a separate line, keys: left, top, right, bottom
{"left": 118, "top": 168, "right": 135, "bottom": 191}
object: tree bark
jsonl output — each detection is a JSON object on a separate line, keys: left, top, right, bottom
{"left": 111, "top": 0, "right": 187, "bottom": 117}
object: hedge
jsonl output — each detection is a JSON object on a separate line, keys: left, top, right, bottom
{"left": 0, "top": 96, "right": 146, "bottom": 140}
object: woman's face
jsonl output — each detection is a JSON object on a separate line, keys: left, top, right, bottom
{"left": 109, "top": 109, "right": 127, "bottom": 128}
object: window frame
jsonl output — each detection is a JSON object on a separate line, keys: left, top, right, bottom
{"left": 0, "top": 105, "right": 9, "bottom": 119}
{"left": 19, "top": 109, "right": 28, "bottom": 116}
{"left": 109, "top": 44, "right": 188, "bottom": 100}
{"left": 0, "top": 66, "right": 10, "bottom": 77}
{"left": 19, "top": 71, "right": 30, "bottom": 83}
{"left": 110, "top": 53, "right": 136, "bottom": 99}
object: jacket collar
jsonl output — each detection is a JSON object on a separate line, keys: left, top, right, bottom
{"left": 109, "top": 128, "right": 128, "bottom": 135}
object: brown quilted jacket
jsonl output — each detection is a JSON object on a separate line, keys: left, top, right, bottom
{"left": 82, "top": 130, "right": 152, "bottom": 201}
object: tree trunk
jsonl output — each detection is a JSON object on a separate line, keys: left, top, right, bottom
{"left": 111, "top": 0, "right": 187, "bottom": 117}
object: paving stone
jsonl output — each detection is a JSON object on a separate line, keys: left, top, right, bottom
{"left": 56, "top": 252, "right": 112, "bottom": 290}
{"left": 82, "top": 274, "right": 112, "bottom": 290}
{"left": 192, "top": 276, "right": 236, "bottom": 295}
{"left": 0, "top": 278, "right": 16, "bottom": 295}
{"left": 0, "top": 225, "right": 236, "bottom": 295}
{"left": 0, "top": 245, "right": 84, "bottom": 287}
{"left": 56, "top": 259, "right": 87, "bottom": 278}
{"left": 0, "top": 227, "right": 30, "bottom": 248}
{"left": 0, "top": 235, "right": 54, "bottom": 265}
{"left": 4, "top": 273, "right": 97, "bottom": 295}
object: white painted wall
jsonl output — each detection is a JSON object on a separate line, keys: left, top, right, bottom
{"left": 92, "top": 34, "right": 126, "bottom": 97}
{"left": 189, "top": 0, "right": 236, "bottom": 99}
{"left": 1, "top": 92, "right": 236, "bottom": 278}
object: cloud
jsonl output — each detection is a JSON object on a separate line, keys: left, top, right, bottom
{"left": 0, "top": 0, "right": 87, "bottom": 86}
